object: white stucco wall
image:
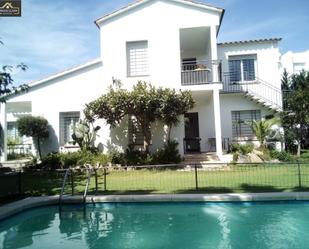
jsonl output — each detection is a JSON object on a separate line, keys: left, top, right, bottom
{"left": 98, "top": 0, "right": 221, "bottom": 90}
{"left": 281, "top": 50, "right": 309, "bottom": 75}
{"left": 218, "top": 41, "right": 281, "bottom": 88}
{"left": 6, "top": 61, "right": 109, "bottom": 156}
{"left": 220, "top": 93, "right": 273, "bottom": 142}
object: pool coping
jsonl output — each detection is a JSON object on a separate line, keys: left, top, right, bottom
{"left": 1, "top": 192, "right": 309, "bottom": 220}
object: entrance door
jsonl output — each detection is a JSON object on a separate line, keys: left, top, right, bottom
{"left": 184, "top": 113, "right": 200, "bottom": 153}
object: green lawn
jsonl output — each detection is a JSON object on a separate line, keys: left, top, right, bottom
{"left": 1, "top": 163, "right": 309, "bottom": 200}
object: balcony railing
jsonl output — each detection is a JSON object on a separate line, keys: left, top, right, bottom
{"left": 8, "top": 144, "right": 32, "bottom": 159}
{"left": 181, "top": 60, "right": 221, "bottom": 85}
{"left": 222, "top": 72, "right": 283, "bottom": 111}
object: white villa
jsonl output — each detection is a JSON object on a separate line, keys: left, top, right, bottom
{"left": 281, "top": 50, "right": 309, "bottom": 75}
{"left": 0, "top": 0, "right": 284, "bottom": 162}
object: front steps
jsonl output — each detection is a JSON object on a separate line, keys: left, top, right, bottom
{"left": 183, "top": 152, "right": 227, "bottom": 169}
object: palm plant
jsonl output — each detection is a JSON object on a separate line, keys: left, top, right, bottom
{"left": 247, "top": 117, "right": 280, "bottom": 148}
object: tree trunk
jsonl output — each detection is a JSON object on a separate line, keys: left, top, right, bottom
{"left": 143, "top": 127, "right": 151, "bottom": 154}
{"left": 139, "top": 118, "right": 151, "bottom": 154}
{"left": 37, "top": 136, "right": 42, "bottom": 159}
{"left": 167, "top": 124, "right": 172, "bottom": 143}
{"left": 297, "top": 140, "right": 301, "bottom": 157}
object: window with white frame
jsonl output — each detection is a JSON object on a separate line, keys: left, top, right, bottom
{"left": 59, "top": 112, "right": 80, "bottom": 146}
{"left": 228, "top": 55, "right": 257, "bottom": 82}
{"left": 232, "top": 110, "right": 261, "bottom": 140}
{"left": 127, "top": 41, "right": 149, "bottom": 77}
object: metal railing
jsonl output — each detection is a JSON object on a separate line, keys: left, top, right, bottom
{"left": 181, "top": 60, "right": 221, "bottom": 85}
{"left": 83, "top": 165, "right": 92, "bottom": 204}
{"left": 222, "top": 72, "right": 282, "bottom": 110}
{"left": 1, "top": 162, "right": 309, "bottom": 202}
{"left": 59, "top": 168, "right": 71, "bottom": 211}
{"left": 7, "top": 144, "right": 32, "bottom": 158}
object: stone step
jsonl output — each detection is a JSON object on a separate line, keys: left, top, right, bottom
{"left": 184, "top": 153, "right": 219, "bottom": 162}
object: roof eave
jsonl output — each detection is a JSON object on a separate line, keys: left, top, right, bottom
{"left": 4, "top": 59, "right": 102, "bottom": 101}
{"left": 95, "top": 0, "right": 224, "bottom": 28}
{"left": 217, "top": 38, "right": 282, "bottom": 46}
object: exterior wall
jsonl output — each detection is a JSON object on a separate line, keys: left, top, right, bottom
{"left": 6, "top": 62, "right": 108, "bottom": 156}
{"left": 281, "top": 50, "right": 309, "bottom": 75}
{"left": 218, "top": 41, "right": 281, "bottom": 89}
{"left": 220, "top": 93, "right": 273, "bottom": 142}
{"left": 98, "top": 0, "right": 221, "bottom": 89}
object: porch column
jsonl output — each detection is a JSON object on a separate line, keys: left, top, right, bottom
{"left": 210, "top": 25, "right": 218, "bottom": 82}
{"left": 0, "top": 102, "right": 7, "bottom": 162}
{"left": 213, "top": 89, "right": 222, "bottom": 158}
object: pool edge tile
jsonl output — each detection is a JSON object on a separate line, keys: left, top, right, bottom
{"left": 1, "top": 192, "right": 309, "bottom": 220}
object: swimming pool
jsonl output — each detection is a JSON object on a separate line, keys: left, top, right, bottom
{"left": 0, "top": 202, "right": 309, "bottom": 249}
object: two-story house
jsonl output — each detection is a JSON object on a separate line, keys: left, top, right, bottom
{"left": 0, "top": 0, "right": 282, "bottom": 162}
{"left": 281, "top": 50, "right": 309, "bottom": 75}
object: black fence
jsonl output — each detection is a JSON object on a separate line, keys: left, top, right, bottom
{"left": 1, "top": 162, "right": 309, "bottom": 203}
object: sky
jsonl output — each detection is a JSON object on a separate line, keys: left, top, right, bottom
{"left": 0, "top": 0, "right": 308, "bottom": 86}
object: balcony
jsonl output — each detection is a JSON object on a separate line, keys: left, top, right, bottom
{"left": 181, "top": 60, "right": 221, "bottom": 85}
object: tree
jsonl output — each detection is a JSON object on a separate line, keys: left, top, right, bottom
{"left": 85, "top": 81, "right": 194, "bottom": 153}
{"left": 281, "top": 70, "right": 309, "bottom": 156}
{"left": 0, "top": 39, "right": 28, "bottom": 102}
{"left": 247, "top": 117, "right": 280, "bottom": 148}
{"left": 158, "top": 88, "right": 194, "bottom": 142}
{"left": 17, "top": 116, "right": 49, "bottom": 158}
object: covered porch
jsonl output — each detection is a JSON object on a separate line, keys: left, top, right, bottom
{"left": 1, "top": 101, "right": 33, "bottom": 162}
{"left": 180, "top": 86, "right": 224, "bottom": 158}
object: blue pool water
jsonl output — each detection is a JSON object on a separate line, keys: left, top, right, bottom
{"left": 1, "top": 202, "right": 309, "bottom": 249}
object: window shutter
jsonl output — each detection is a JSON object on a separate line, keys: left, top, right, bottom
{"left": 59, "top": 112, "right": 80, "bottom": 146}
{"left": 127, "top": 41, "right": 148, "bottom": 76}
{"left": 228, "top": 60, "right": 241, "bottom": 82}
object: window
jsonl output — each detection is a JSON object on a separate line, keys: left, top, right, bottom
{"left": 7, "top": 122, "right": 20, "bottom": 141}
{"left": 232, "top": 110, "right": 261, "bottom": 140}
{"left": 229, "top": 56, "right": 256, "bottom": 82}
{"left": 127, "top": 41, "right": 148, "bottom": 76}
{"left": 59, "top": 112, "right": 80, "bottom": 146}
{"left": 128, "top": 115, "right": 144, "bottom": 145}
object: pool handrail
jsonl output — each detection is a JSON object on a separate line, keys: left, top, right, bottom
{"left": 83, "top": 164, "right": 93, "bottom": 204}
{"left": 59, "top": 167, "right": 71, "bottom": 211}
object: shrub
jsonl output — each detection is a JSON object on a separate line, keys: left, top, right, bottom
{"left": 60, "top": 152, "right": 82, "bottom": 168}
{"left": 110, "top": 141, "right": 181, "bottom": 166}
{"left": 41, "top": 150, "right": 111, "bottom": 168}
{"left": 239, "top": 144, "right": 254, "bottom": 155}
{"left": 92, "top": 153, "right": 110, "bottom": 165}
{"left": 124, "top": 148, "right": 149, "bottom": 165}
{"left": 152, "top": 141, "right": 181, "bottom": 164}
{"left": 231, "top": 143, "right": 253, "bottom": 155}
{"left": 270, "top": 150, "right": 293, "bottom": 162}
{"left": 41, "top": 152, "right": 61, "bottom": 168}
{"left": 110, "top": 150, "right": 126, "bottom": 165}
{"left": 232, "top": 152, "right": 239, "bottom": 163}
{"left": 231, "top": 143, "right": 241, "bottom": 153}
